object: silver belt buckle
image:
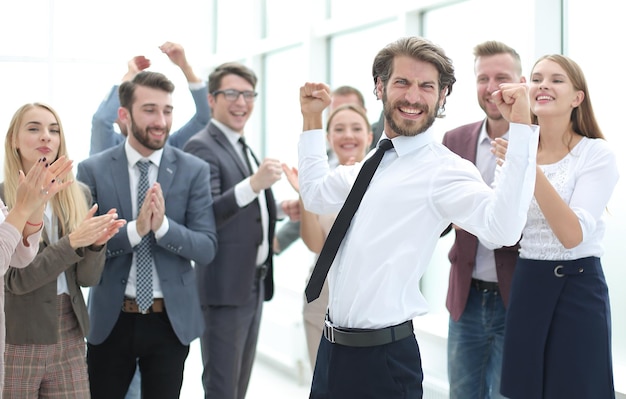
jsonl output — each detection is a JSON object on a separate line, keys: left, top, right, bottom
{"left": 324, "top": 319, "right": 336, "bottom": 343}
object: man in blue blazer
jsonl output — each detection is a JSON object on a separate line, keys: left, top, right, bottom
{"left": 90, "top": 41, "right": 210, "bottom": 155}
{"left": 77, "top": 70, "right": 218, "bottom": 399}
{"left": 442, "top": 41, "right": 524, "bottom": 399}
{"left": 184, "top": 62, "right": 283, "bottom": 399}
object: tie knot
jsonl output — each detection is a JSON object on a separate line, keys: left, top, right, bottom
{"left": 238, "top": 136, "right": 247, "bottom": 147}
{"left": 378, "top": 139, "right": 394, "bottom": 151}
{"left": 137, "top": 160, "right": 151, "bottom": 174}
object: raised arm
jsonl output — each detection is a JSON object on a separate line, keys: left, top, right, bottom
{"left": 90, "top": 56, "right": 151, "bottom": 155}
{"left": 160, "top": 41, "right": 211, "bottom": 149}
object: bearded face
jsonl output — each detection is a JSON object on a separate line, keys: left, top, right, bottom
{"left": 382, "top": 87, "right": 438, "bottom": 137}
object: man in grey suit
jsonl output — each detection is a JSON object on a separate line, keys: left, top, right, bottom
{"left": 77, "top": 71, "right": 218, "bottom": 399}
{"left": 184, "top": 62, "right": 283, "bottom": 399}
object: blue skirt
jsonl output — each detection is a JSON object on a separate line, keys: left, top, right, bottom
{"left": 500, "top": 257, "right": 615, "bottom": 399}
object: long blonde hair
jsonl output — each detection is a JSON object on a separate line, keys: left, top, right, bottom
{"left": 4, "top": 103, "right": 87, "bottom": 235}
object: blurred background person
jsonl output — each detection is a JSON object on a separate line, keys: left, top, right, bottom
{"left": 282, "top": 103, "right": 373, "bottom": 370}
{"left": 90, "top": 41, "right": 210, "bottom": 155}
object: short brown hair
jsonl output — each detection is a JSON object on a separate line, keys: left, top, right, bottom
{"left": 473, "top": 41, "right": 522, "bottom": 76}
{"left": 372, "top": 36, "right": 456, "bottom": 99}
{"left": 119, "top": 71, "right": 175, "bottom": 109}
{"left": 208, "top": 62, "right": 258, "bottom": 93}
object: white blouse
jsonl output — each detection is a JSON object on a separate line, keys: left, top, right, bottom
{"left": 519, "top": 137, "right": 619, "bottom": 260}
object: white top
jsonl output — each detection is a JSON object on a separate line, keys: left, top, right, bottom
{"left": 519, "top": 137, "right": 619, "bottom": 260}
{"left": 473, "top": 122, "right": 509, "bottom": 282}
{"left": 211, "top": 119, "right": 270, "bottom": 267}
{"left": 298, "top": 123, "right": 539, "bottom": 329}
{"left": 124, "top": 140, "right": 168, "bottom": 299}
{"left": 43, "top": 203, "right": 69, "bottom": 295}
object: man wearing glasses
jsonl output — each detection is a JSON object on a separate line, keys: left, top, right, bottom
{"left": 184, "top": 62, "right": 292, "bottom": 399}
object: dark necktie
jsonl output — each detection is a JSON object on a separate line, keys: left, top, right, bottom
{"left": 305, "top": 139, "right": 394, "bottom": 302}
{"left": 239, "top": 137, "right": 255, "bottom": 175}
{"left": 135, "top": 160, "right": 154, "bottom": 313}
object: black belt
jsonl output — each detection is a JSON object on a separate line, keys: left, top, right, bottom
{"left": 471, "top": 278, "right": 499, "bottom": 292}
{"left": 255, "top": 264, "right": 268, "bottom": 280}
{"left": 323, "top": 319, "right": 414, "bottom": 347}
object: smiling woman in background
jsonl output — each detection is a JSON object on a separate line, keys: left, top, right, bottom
{"left": 283, "top": 103, "right": 373, "bottom": 370}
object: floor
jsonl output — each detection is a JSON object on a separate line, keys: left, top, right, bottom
{"left": 180, "top": 339, "right": 311, "bottom": 398}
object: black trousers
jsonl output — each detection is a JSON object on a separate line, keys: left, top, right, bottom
{"left": 310, "top": 333, "right": 424, "bottom": 398}
{"left": 87, "top": 310, "right": 189, "bottom": 399}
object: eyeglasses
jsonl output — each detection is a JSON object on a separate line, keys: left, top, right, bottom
{"left": 212, "top": 89, "right": 258, "bottom": 102}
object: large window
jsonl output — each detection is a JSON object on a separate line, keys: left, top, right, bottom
{"left": 1, "top": 0, "right": 624, "bottom": 395}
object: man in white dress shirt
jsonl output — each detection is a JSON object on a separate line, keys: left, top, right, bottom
{"left": 297, "top": 36, "right": 539, "bottom": 398}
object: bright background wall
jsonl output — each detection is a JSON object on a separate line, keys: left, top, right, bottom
{"left": 1, "top": 0, "right": 624, "bottom": 396}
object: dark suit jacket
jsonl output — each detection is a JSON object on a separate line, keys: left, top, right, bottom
{"left": 76, "top": 144, "right": 218, "bottom": 345}
{"left": 442, "top": 121, "right": 519, "bottom": 321}
{"left": 184, "top": 122, "right": 277, "bottom": 306}
{"left": 2, "top": 183, "right": 105, "bottom": 344}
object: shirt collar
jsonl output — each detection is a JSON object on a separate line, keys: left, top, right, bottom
{"left": 479, "top": 119, "right": 510, "bottom": 144}
{"left": 380, "top": 125, "right": 438, "bottom": 157}
{"left": 212, "top": 118, "right": 244, "bottom": 146}
{"left": 124, "top": 139, "right": 163, "bottom": 168}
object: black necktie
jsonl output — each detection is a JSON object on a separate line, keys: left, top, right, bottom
{"left": 239, "top": 137, "right": 255, "bottom": 175}
{"left": 305, "top": 139, "right": 394, "bottom": 302}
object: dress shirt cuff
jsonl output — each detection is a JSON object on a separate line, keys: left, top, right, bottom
{"left": 506, "top": 123, "right": 539, "bottom": 158}
{"left": 127, "top": 220, "right": 141, "bottom": 247}
{"left": 189, "top": 81, "right": 206, "bottom": 90}
{"left": 235, "top": 177, "right": 258, "bottom": 207}
{"left": 154, "top": 217, "right": 169, "bottom": 240}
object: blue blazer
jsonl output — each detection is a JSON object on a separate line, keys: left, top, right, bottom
{"left": 90, "top": 84, "right": 210, "bottom": 155}
{"left": 184, "top": 122, "right": 277, "bottom": 306}
{"left": 76, "top": 144, "right": 218, "bottom": 345}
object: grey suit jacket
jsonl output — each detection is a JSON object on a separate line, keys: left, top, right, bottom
{"left": 442, "top": 120, "right": 519, "bottom": 321}
{"left": 184, "top": 122, "right": 277, "bottom": 306}
{"left": 76, "top": 144, "right": 218, "bottom": 345}
{"left": 2, "top": 183, "right": 106, "bottom": 344}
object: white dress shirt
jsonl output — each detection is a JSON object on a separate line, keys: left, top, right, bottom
{"left": 473, "top": 123, "right": 509, "bottom": 282}
{"left": 298, "top": 123, "right": 538, "bottom": 329}
{"left": 124, "top": 140, "right": 169, "bottom": 299}
{"left": 211, "top": 119, "right": 270, "bottom": 267}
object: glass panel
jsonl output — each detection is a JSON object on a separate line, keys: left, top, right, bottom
{"left": 215, "top": 0, "right": 257, "bottom": 53}
{"left": 567, "top": 0, "right": 626, "bottom": 374}
{"left": 0, "top": 1, "right": 50, "bottom": 57}
{"left": 420, "top": 0, "right": 536, "bottom": 313}
{"left": 329, "top": 21, "right": 402, "bottom": 125}
{"left": 266, "top": 0, "right": 307, "bottom": 38}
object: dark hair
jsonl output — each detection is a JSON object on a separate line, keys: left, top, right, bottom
{"left": 119, "top": 71, "right": 175, "bottom": 109}
{"left": 208, "top": 62, "right": 258, "bottom": 93}
{"left": 331, "top": 86, "right": 366, "bottom": 109}
{"left": 473, "top": 40, "right": 522, "bottom": 76}
{"left": 372, "top": 36, "right": 456, "bottom": 102}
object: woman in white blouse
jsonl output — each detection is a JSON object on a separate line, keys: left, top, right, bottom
{"left": 494, "top": 55, "right": 619, "bottom": 398}
{"left": 283, "top": 103, "right": 373, "bottom": 370}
